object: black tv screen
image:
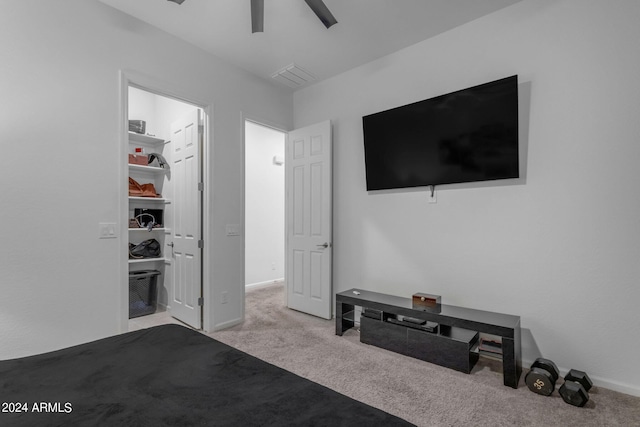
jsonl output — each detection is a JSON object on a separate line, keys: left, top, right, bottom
{"left": 362, "top": 75, "right": 519, "bottom": 191}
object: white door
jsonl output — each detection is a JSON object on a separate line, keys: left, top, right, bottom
{"left": 170, "top": 109, "right": 202, "bottom": 329}
{"left": 286, "top": 120, "right": 332, "bottom": 319}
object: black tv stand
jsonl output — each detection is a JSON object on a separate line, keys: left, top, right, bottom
{"left": 336, "top": 289, "right": 522, "bottom": 388}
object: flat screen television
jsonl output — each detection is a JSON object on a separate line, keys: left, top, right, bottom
{"left": 362, "top": 75, "right": 519, "bottom": 191}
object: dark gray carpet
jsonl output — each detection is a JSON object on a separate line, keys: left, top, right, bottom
{"left": 209, "top": 283, "right": 640, "bottom": 427}
{"left": 0, "top": 324, "right": 413, "bottom": 427}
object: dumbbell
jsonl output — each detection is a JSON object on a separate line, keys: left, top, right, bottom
{"left": 559, "top": 369, "right": 593, "bottom": 407}
{"left": 525, "top": 358, "right": 560, "bottom": 396}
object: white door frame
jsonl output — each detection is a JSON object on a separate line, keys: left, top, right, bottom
{"left": 241, "top": 113, "right": 290, "bottom": 315}
{"left": 118, "top": 70, "right": 213, "bottom": 332}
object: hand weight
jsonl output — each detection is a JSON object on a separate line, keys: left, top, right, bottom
{"left": 525, "top": 358, "right": 560, "bottom": 396}
{"left": 559, "top": 369, "right": 592, "bottom": 407}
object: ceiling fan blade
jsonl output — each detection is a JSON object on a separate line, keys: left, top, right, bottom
{"left": 167, "top": 0, "right": 186, "bottom": 4}
{"left": 304, "top": 0, "right": 338, "bottom": 29}
{"left": 251, "top": 0, "right": 264, "bottom": 33}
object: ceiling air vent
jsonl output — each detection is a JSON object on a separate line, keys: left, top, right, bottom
{"left": 271, "top": 64, "right": 316, "bottom": 88}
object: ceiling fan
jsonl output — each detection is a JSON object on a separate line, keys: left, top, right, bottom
{"left": 167, "top": 0, "right": 338, "bottom": 33}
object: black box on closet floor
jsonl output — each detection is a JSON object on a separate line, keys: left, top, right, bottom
{"left": 129, "top": 270, "right": 160, "bottom": 318}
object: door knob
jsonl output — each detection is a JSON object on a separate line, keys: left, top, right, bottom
{"left": 316, "top": 242, "right": 331, "bottom": 249}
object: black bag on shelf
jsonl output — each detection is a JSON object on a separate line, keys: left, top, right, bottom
{"left": 129, "top": 239, "right": 161, "bottom": 259}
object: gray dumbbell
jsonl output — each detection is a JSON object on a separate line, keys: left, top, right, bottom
{"left": 525, "top": 358, "right": 560, "bottom": 396}
{"left": 559, "top": 369, "right": 592, "bottom": 407}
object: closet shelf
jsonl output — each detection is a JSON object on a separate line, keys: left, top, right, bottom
{"left": 128, "top": 257, "right": 170, "bottom": 264}
{"left": 129, "top": 164, "right": 168, "bottom": 174}
{"left": 129, "top": 196, "right": 171, "bottom": 204}
{"left": 128, "top": 132, "right": 165, "bottom": 145}
{"left": 128, "top": 228, "right": 170, "bottom": 233}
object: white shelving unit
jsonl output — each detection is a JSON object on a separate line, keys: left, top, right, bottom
{"left": 128, "top": 132, "right": 170, "bottom": 265}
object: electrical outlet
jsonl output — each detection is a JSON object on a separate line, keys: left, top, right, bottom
{"left": 99, "top": 222, "right": 117, "bottom": 239}
{"left": 271, "top": 262, "right": 276, "bottom": 270}
{"left": 428, "top": 189, "right": 437, "bottom": 204}
{"left": 225, "top": 224, "right": 240, "bottom": 236}
{"left": 221, "top": 291, "right": 228, "bottom": 304}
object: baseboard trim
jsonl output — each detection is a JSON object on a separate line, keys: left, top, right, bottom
{"left": 213, "top": 317, "right": 243, "bottom": 331}
{"left": 579, "top": 373, "right": 640, "bottom": 397}
{"left": 246, "top": 279, "right": 284, "bottom": 290}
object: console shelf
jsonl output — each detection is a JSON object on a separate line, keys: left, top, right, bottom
{"left": 336, "top": 288, "right": 521, "bottom": 388}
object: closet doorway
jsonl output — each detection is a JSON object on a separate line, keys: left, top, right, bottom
{"left": 127, "top": 86, "right": 204, "bottom": 330}
{"left": 244, "top": 120, "right": 286, "bottom": 291}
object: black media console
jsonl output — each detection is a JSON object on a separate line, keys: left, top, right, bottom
{"left": 336, "top": 289, "right": 522, "bottom": 388}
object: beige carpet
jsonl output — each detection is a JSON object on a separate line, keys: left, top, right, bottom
{"left": 208, "top": 284, "right": 640, "bottom": 426}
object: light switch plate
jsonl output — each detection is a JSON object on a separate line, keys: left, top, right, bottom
{"left": 99, "top": 222, "right": 117, "bottom": 239}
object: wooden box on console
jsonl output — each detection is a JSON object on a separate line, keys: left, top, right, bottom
{"left": 412, "top": 293, "right": 442, "bottom": 311}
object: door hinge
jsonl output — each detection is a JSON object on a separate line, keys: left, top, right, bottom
{"left": 198, "top": 182, "right": 204, "bottom": 191}
{"left": 198, "top": 240, "right": 204, "bottom": 248}
{"left": 197, "top": 297, "right": 204, "bottom": 306}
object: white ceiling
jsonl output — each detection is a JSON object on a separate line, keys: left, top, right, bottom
{"left": 99, "top": 0, "right": 521, "bottom": 90}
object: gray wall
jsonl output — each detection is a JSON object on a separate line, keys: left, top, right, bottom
{"left": 293, "top": 0, "right": 640, "bottom": 395}
{"left": 0, "top": 0, "right": 292, "bottom": 358}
